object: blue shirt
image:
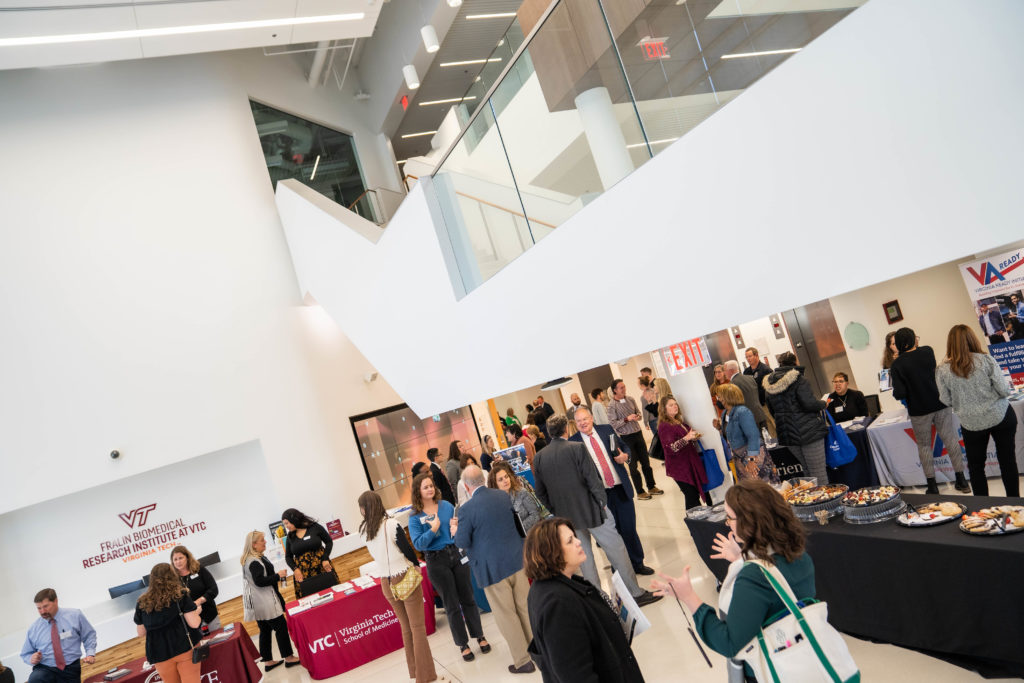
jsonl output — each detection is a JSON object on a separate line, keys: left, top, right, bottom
{"left": 21, "top": 607, "right": 97, "bottom": 667}
{"left": 408, "top": 500, "right": 457, "bottom": 552}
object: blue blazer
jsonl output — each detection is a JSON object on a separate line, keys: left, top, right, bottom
{"left": 454, "top": 486, "right": 524, "bottom": 587}
{"left": 569, "top": 424, "right": 635, "bottom": 498}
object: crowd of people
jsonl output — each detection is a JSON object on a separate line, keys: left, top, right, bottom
{"left": 16, "top": 338, "right": 1020, "bottom": 683}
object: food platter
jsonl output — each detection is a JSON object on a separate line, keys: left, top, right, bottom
{"left": 896, "top": 501, "right": 967, "bottom": 527}
{"left": 959, "top": 505, "right": 1024, "bottom": 535}
{"left": 842, "top": 485, "right": 901, "bottom": 507}
{"left": 786, "top": 484, "right": 848, "bottom": 506}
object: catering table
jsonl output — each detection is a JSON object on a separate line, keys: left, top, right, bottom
{"left": 768, "top": 417, "right": 879, "bottom": 490}
{"left": 684, "top": 494, "right": 1024, "bottom": 677}
{"left": 867, "top": 399, "right": 1024, "bottom": 486}
{"left": 285, "top": 565, "right": 436, "bottom": 679}
{"left": 83, "top": 622, "right": 261, "bottom": 683}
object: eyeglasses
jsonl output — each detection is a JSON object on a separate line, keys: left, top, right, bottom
{"left": 726, "top": 514, "right": 737, "bottom": 523}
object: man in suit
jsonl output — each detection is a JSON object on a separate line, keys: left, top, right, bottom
{"left": 454, "top": 466, "right": 536, "bottom": 675}
{"left": 533, "top": 416, "right": 661, "bottom": 607}
{"left": 420, "top": 448, "right": 455, "bottom": 505}
{"left": 977, "top": 303, "right": 1006, "bottom": 345}
{"left": 565, "top": 393, "right": 583, "bottom": 423}
{"left": 722, "top": 360, "right": 768, "bottom": 431}
{"left": 568, "top": 406, "right": 652, "bottom": 576}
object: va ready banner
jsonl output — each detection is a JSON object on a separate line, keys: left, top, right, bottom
{"left": 959, "top": 247, "right": 1024, "bottom": 387}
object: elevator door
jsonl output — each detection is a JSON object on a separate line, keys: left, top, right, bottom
{"left": 782, "top": 300, "right": 854, "bottom": 399}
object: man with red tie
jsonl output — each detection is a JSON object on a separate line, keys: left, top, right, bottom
{"left": 569, "top": 406, "right": 653, "bottom": 576}
{"left": 532, "top": 415, "right": 661, "bottom": 607}
{"left": 21, "top": 589, "right": 96, "bottom": 682}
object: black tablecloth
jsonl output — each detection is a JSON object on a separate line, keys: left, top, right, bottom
{"left": 684, "top": 493, "right": 1024, "bottom": 677}
{"left": 767, "top": 418, "right": 879, "bottom": 490}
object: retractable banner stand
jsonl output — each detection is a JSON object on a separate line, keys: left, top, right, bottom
{"left": 959, "top": 246, "right": 1024, "bottom": 387}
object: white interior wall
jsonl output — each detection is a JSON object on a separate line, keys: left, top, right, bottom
{"left": 0, "top": 49, "right": 402, "bottom": 527}
{"left": 828, "top": 240, "right": 1024, "bottom": 413}
{"left": 729, "top": 317, "right": 795, "bottom": 369}
{"left": 278, "top": 0, "right": 1024, "bottom": 417}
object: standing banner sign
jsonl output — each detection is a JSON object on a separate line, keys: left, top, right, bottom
{"left": 959, "top": 247, "right": 1024, "bottom": 387}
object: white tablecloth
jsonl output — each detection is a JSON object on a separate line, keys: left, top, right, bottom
{"left": 866, "top": 399, "right": 1024, "bottom": 486}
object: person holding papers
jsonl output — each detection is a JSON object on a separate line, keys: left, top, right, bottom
{"left": 524, "top": 517, "right": 645, "bottom": 682}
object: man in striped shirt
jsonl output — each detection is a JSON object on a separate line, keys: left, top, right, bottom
{"left": 608, "top": 379, "right": 662, "bottom": 500}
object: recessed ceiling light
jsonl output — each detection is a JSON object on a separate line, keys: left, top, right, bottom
{"left": 466, "top": 13, "right": 517, "bottom": 20}
{"left": 0, "top": 12, "right": 365, "bottom": 47}
{"left": 418, "top": 96, "right": 477, "bottom": 106}
{"left": 447, "top": 0, "right": 463, "bottom": 6}
{"left": 401, "top": 131, "right": 437, "bottom": 139}
{"left": 439, "top": 57, "right": 502, "bottom": 67}
{"left": 721, "top": 48, "right": 801, "bottom": 60}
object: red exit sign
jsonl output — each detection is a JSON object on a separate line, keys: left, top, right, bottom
{"left": 640, "top": 38, "right": 670, "bottom": 61}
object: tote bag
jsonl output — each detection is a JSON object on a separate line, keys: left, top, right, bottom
{"left": 735, "top": 561, "right": 859, "bottom": 683}
{"left": 697, "top": 439, "right": 725, "bottom": 492}
{"left": 823, "top": 412, "right": 857, "bottom": 468}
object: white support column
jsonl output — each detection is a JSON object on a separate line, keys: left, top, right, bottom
{"left": 574, "top": 86, "right": 635, "bottom": 191}
{"left": 665, "top": 365, "right": 731, "bottom": 503}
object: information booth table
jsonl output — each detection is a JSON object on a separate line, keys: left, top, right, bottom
{"left": 284, "top": 565, "right": 435, "bottom": 679}
{"left": 83, "top": 623, "right": 261, "bottom": 683}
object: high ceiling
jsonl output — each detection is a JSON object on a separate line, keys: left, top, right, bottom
{"left": 390, "top": 0, "right": 522, "bottom": 162}
{"left": 0, "top": 0, "right": 384, "bottom": 71}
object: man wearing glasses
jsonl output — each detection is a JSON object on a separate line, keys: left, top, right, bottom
{"left": 826, "top": 373, "right": 868, "bottom": 423}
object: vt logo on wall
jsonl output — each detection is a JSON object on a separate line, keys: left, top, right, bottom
{"left": 118, "top": 503, "right": 157, "bottom": 528}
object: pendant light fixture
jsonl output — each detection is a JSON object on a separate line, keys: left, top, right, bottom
{"left": 447, "top": 0, "right": 462, "bottom": 7}
{"left": 420, "top": 24, "right": 439, "bottom": 53}
{"left": 402, "top": 63, "right": 420, "bottom": 89}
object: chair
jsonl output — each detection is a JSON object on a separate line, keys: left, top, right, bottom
{"left": 864, "top": 394, "right": 881, "bottom": 418}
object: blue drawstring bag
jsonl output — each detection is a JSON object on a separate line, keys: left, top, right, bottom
{"left": 698, "top": 440, "right": 726, "bottom": 491}
{"left": 824, "top": 411, "right": 857, "bottom": 467}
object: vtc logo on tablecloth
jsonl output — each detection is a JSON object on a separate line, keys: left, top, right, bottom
{"left": 119, "top": 503, "right": 158, "bottom": 528}
{"left": 309, "top": 634, "right": 339, "bottom": 653}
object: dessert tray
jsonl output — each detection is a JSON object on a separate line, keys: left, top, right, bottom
{"left": 959, "top": 505, "right": 1024, "bottom": 535}
{"left": 896, "top": 501, "right": 967, "bottom": 527}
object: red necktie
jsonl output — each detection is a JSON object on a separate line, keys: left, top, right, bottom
{"left": 588, "top": 434, "right": 615, "bottom": 488}
{"left": 50, "top": 619, "right": 66, "bottom": 670}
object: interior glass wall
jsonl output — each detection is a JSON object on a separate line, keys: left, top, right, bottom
{"left": 429, "top": 0, "right": 865, "bottom": 296}
{"left": 249, "top": 100, "right": 368, "bottom": 212}
{"left": 351, "top": 404, "right": 481, "bottom": 510}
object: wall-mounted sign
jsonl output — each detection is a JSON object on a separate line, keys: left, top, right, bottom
{"left": 639, "top": 38, "right": 670, "bottom": 61}
{"left": 660, "top": 338, "right": 712, "bottom": 376}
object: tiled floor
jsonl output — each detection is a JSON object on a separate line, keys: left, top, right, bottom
{"left": 265, "top": 472, "right": 1021, "bottom": 682}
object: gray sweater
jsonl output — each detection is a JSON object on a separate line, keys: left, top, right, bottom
{"left": 935, "top": 353, "right": 1011, "bottom": 430}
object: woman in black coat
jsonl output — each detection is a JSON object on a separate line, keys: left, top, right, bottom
{"left": 524, "top": 517, "right": 644, "bottom": 683}
{"left": 763, "top": 352, "right": 828, "bottom": 483}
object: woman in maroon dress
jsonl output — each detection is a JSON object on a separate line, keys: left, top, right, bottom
{"left": 657, "top": 397, "right": 712, "bottom": 509}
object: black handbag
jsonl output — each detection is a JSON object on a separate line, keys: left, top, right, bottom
{"left": 177, "top": 600, "right": 210, "bottom": 664}
{"left": 297, "top": 568, "right": 339, "bottom": 597}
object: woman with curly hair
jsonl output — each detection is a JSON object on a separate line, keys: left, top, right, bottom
{"left": 134, "top": 563, "right": 203, "bottom": 683}
{"left": 488, "top": 461, "right": 547, "bottom": 533}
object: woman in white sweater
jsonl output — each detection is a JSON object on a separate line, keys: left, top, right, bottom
{"left": 358, "top": 491, "right": 443, "bottom": 682}
{"left": 935, "top": 324, "right": 1019, "bottom": 496}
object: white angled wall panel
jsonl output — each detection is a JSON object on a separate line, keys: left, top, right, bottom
{"left": 277, "top": 0, "right": 1024, "bottom": 417}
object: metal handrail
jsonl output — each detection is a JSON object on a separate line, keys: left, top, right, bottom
{"left": 403, "top": 175, "right": 555, "bottom": 229}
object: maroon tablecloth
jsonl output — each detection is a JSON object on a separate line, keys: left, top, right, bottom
{"left": 84, "top": 622, "right": 261, "bottom": 683}
{"left": 285, "top": 565, "right": 436, "bottom": 680}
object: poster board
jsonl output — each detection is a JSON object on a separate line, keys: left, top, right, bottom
{"left": 959, "top": 247, "right": 1024, "bottom": 387}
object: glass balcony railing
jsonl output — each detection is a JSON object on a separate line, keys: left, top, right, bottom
{"left": 429, "top": 0, "right": 865, "bottom": 295}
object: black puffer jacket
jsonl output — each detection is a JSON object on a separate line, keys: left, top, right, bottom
{"left": 763, "top": 366, "right": 827, "bottom": 446}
